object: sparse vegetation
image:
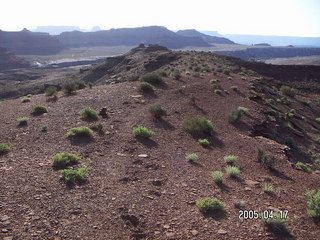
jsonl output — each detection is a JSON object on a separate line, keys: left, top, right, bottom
{"left": 315, "top": 118, "right": 320, "bottom": 123}
{"left": 0, "top": 143, "right": 11, "bottom": 155}
{"left": 80, "top": 107, "right": 99, "bottom": 120}
{"left": 262, "top": 183, "right": 274, "bottom": 193}
{"left": 227, "top": 107, "right": 248, "bottom": 123}
{"left": 307, "top": 189, "right": 320, "bottom": 217}
{"left": 316, "top": 137, "right": 320, "bottom": 144}
{"left": 41, "top": 125, "right": 48, "bottom": 132}
{"left": 261, "top": 212, "right": 288, "bottom": 233}
{"left": 32, "top": 105, "right": 48, "bottom": 115}
{"left": 139, "top": 82, "right": 154, "bottom": 92}
{"left": 21, "top": 96, "right": 30, "bottom": 103}
{"left": 45, "top": 86, "right": 57, "bottom": 97}
{"left": 52, "top": 153, "right": 81, "bottom": 168}
{"left": 59, "top": 166, "right": 88, "bottom": 184}
{"left": 257, "top": 147, "right": 278, "bottom": 169}
{"left": 132, "top": 126, "right": 155, "bottom": 138}
{"left": 182, "top": 117, "right": 213, "bottom": 135}
{"left": 280, "top": 85, "right": 296, "bottom": 97}
{"left": 211, "top": 171, "right": 223, "bottom": 183}
{"left": 265, "top": 108, "right": 279, "bottom": 117}
{"left": 214, "top": 89, "right": 222, "bottom": 94}
{"left": 186, "top": 153, "right": 199, "bottom": 162}
{"left": 140, "top": 73, "right": 163, "bottom": 85}
{"left": 198, "top": 139, "right": 210, "bottom": 147}
{"left": 296, "top": 162, "right": 312, "bottom": 173}
{"left": 224, "top": 155, "right": 237, "bottom": 164}
{"left": 91, "top": 122, "right": 104, "bottom": 132}
{"left": 148, "top": 105, "right": 167, "bottom": 120}
{"left": 17, "top": 117, "right": 29, "bottom": 126}
{"left": 67, "top": 126, "right": 93, "bottom": 138}
{"left": 231, "top": 86, "right": 238, "bottom": 91}
{"left": 63, "top": 81, "right": 77, "bottom": 94}
{"left": 196, "top": 197, "right": 224, "bottom": 213}
{"left": 225, "top": 165, "right": 240, "bottom": 177}
{"left": 172, "top": 71, "right": 181, "bottom": 80}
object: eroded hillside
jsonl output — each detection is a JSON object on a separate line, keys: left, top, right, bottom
{"left": 1, "top": 46, "right": 320, "bottom": 240}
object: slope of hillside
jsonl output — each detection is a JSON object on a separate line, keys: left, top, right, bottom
{"left": 1, "top": 46, "right": 320, "bottom": 240}
{"left": 0, "top": 47, "right": 32, "bottom": 70}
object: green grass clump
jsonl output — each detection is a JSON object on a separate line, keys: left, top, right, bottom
{"left": 45, "top": 86, "right": 57, "bottom": 96}
{"left": 148, "top": 105, "right": 167, "bottom": 120}
{"left": 63, "top": 81, "right": 77, "bottom": 94}
{"left": 280, "top": 85, "right": 296, "bottom": 97}
{"left": 172, "top": 71, "right": 181, "bottom": 80}
{"left": 32, "top": 105, "right": 48, "bottom": 115}
{"left": 228, "top": 107, "right": 249, "bottom": 123}
{"left": 41, "top": 126, "right": 48, "bottom": 132}
{"left": 307, "top": 189, "right": 320, "bottom": 217}
{"left": 17, "top": 117, "right": 29, "bottom": 126}
{"left": 224, "top": 155, "right": 237, "bottom": 164}
{"left": 139, "top": 82, "right": 154, "bottom": 92}
{"left": 256, "top": 147, "right": 277, "bottom": 169}
{"left": 225, "top": 165, "right": 240, "bottom": 177}
{"left": 262, "top": 183, "right": 274, "bottom": 193}
{"left": 211, "top": 171, "right": 223, "bottom": 183}
{"left": 132, "top": 126, "right": 155, "bottom": 138}
{"left": 21, "top": 96, "right": 30, "bottom": 103}
{"left": 196, "top": 197, "right": 224, "bottom": 213}
{"left": 265, "top": 109, "right": 279, "bottom": 117}
{"left": 214, "top": 89, "right": 222, "bottom": 94}
{"left": 316, "top": 137, "right": 320, "bottom": 144}
{"left": 315, "top": 118, "right": 320, "bottom": 123}
{"left": 80, "top": 107, "right": 99, "bottom": 120}
{"left": 0, "top": 143, "right": 11, "bottom": 155}
{"left": 198, "top": 139, "right": 210, "bottom": 147}
{"left": 296, "top": 162, "right": 312, "bottom": 173}
{"left": 91, "top": 122, "right": 104, "bottom": 132}
{"left": 231, "top": 86, "right": 238, "bottom": 91}
{"left": 67, "top": 126, "right": 93, "bottom": 138}
{"left": 186, "top": 153, "right": 199, "bottom": 162}
{"left": 140, "top": 73, "right": 163, "bottom": 85}
{"left": 52, "top": 153, "right": 81, "bottom": 168}
{"left": 182, "top": 117, "right": 213, "bottom": 135}
{"left": 59, "top": 166, "right": 88, "bottom": 184}
{"left": 261, "top": 212, "right": 287, "bottom": 232}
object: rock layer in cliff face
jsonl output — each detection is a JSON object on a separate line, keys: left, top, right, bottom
{"left": 0, "top": 47, "right": 32, "bottom": 70}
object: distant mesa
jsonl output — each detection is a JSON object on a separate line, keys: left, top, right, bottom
{"left": 176, "top": 29, "right": 235, "bottom": 44}
{"left": 32, "top": 25, "right": 102, "bottom": 35}
{"left": 254, "top": 43, "right": 271, "bottom": 47}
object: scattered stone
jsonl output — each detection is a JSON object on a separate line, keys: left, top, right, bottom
{"left": 163, "top": 224, "right": 170, "bottom": 229}
{"left": 0, "top": 216, "right": 10, "bottom": 222}
{"left": 131, "top": 95, "right": 143, "bottom": 98}
{"left": 244, "top": 187, "right": 252, "bottom": 191}
{"left": 1, "top": 229, "right": 9, "bottom": 233}
{"left": 191, "top": 229, "right": 199, "bottom": 236}
{"left": 138, "top": 154, "right": 149, "bottom": 158}
{"left": 244, "top": 179, "right": 260, "bottom": 186}
{"left": 3, "top": 237, "right": 13, "bottom": 240}
{"left": 154, "top": 231, "right": 161, "bottom": 235}
{"left": 166, "top": 232, "right": 175, "bottom": 238}
{"left": 99, "top": 107, "right": 107, "bottom": 116}
{"left": 218, "top": 229, "right": 227, "bottom": 235}
{"left": 151, "top": 179, "right": 163, "bottom": 186}
{"left": 116, "top": 153, "right": 127, "bottom": 157}
{"left": 234, "top": 200, "right": 246, "bottom": 209}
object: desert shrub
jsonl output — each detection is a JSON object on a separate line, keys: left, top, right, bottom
{"left": 32, "top": 105, "right": 48, "bottom": 115}
{"left": 0, "top": 143, "right": 11, "bottom": 155}
{"left": 63, "top": 81, "right": 77, "bottom": 94}
{"left": 172, "top": 71, "right": 181, "bottom": 80}
{"left": 182, "top": 117, "right": 213, "bottom": 135}
{"left": 237, "top": 107, "right": 249, "bottom": 114}
{"left": 280, "top": 85, "right": 296, "bottom": 97}
{"left": 257, "top": 148, "right": 278, "bottom": 169}
{"left": 296, "top": 162, "right": 312, "bottom": 173}
{"left": 228, "top": 107, "right": 248, "bottom": 123}
{"left": 74, "top": 80, "right": 87, "bottom": 89}
{"left": 262, "top": 183, "right": 274, "bottom": 193}
{"left": 198, "top": 139, "right": 210, "bottom": 147}
{"left": 225, "top": 165, "right": 240, "bottom": 177}
{"left": 17, "top": 117, "right": 29, "bottom": 126}
{"left": 261, "top": 212, "right": 287, "bottom": 232}
{"left": 139, "top": 82, "right": 154, "bottom": 92}
{"left": 256, "top": 147, "right": 265, "bottom": 162}
{"left": 210, "top": 79, "right": 220, "bottom": 84}
{"left": 265, "top": 109, "right": 279, "bottom": 117}
{"left": 148, "top": 105, "right": 167, "bottom": 120}
{"left": 91, "top": 122, "right": 104, "bottom": 132}
{"left": 159, "top": 71, "right": 168, "bottom": 77}
{"left": 67, "top": 126, "right": 93, "bottom": 138}
{"left": 231, "top": 86, "right": 238, "bottom": 91}
{"left": 52, "top": 153, "right": 81, "bottom": 168}
{"left": 315, "top": 118, "right": 320, "bottom": 123}
{"left": 80, "top": 107, "right": 99, "bottom": 120}
{"left": 21, "top": 97, "right": 30, "bottom": 103}
{"left": 316, "top": 137, "right": 320, "bottom": 144}
{"left": 224, "top": 155, "right": 237, "bottom": 164}
{"left": 265, "top": 98, "right": 275, "bottom": 105}
{"left": 59, "top": 166, "right": 88, "bottom": 184}
{"left": 45, "top": 86, "right": 57, "bottom": 96}
{"left": 41, "top": 126, "right": 48, "bottom": 132}
{"left": 140, "top": 73, "right": 163, "bottom": 85}
{"left": 196, "top": 197, "right": 224, "bottom": 213}
{"left": 302, "top": 100, "right": 311, "bottom": 106}
{"left": 132, "top": 126, "right": 155, "bottom": 138}
{"left": 214, "top": 89, "right": 222, "bottom": 94}
{"left": 186, "top": 153, "right": 199, "bottom": 162}
{"left": 211, "top": 171, "right": 223, "bottom": 183}
{"left": 307, "top": 189, "right": 320, "bottom": 217}
{"left": 223, "top": 69, "right": 230, "bottom": 75}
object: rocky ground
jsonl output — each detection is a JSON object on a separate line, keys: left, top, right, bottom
{"left": 0, "top": 47, "right": 320, "bottom": 239}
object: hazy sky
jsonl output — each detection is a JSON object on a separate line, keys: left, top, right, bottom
{"left": 1, "top": 0, "right": 319, "bottom": 37}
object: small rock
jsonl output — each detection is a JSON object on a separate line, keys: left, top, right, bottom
{"left": 1, "top": 229, "right": 9, "bottom": 233}
{"left": 191, "top": 230, "right": 199, "bottom": 236}
{"left": 154, "top": 231, "right": 161, "bottom": 235}
{"left": 234, "top": 200, "right": 246, "bottom": 208}
{"left": 0, "top": 216, "right": 10, "bottom": 222}
{"left": 244, "top": 179, "right": 260, "bottom": 186}
{"left": 3, "top": 237, "right": 13, "bottom": 240}
{"left": 116, "top": 153, "right": 127, "bottom": 157}
{"left": 138, "top": 154, "right": 149, "bottom": 158}
{"left": 244, "top": 187, "right": 252, "bottom": 191}
{"left": 163, "top": 224, "right": 170, "bottom": 229}
{"left": 131, "top": 95, "right": 143, "bottom": 98}
{"left": 92, "top": 225, "right": 98, "bottom": 229}
{"left": 166, "top": 232, "right": 175, "bottom": 238}
{"left": 218, "top": 229, "right": 227, "bottom": 235}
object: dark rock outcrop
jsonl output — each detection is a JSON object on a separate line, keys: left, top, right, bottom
{"left": 0, "top": 47, "right": 32, "bottom": 70}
